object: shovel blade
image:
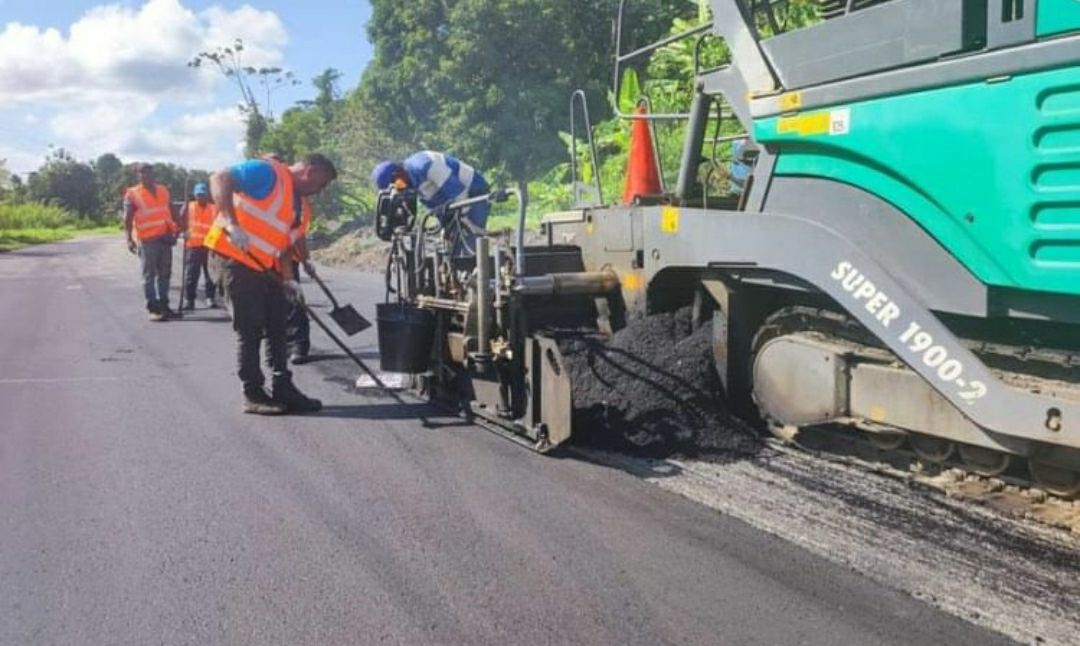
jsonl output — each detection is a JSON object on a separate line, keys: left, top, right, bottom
{"left": 330, "top": 305, "right": 372, "bottom": 336}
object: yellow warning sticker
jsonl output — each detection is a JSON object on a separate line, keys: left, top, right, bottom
{"left": 660, "top": 207, "right": 679, "bottom": 234}
{"left": 779, "top": 91, "right": 803, "bottom": 112}
{"left": 777, "top": 109, "right": 851, "bottom": 138}
{"left": 586, "top": 222, "right": 595, "bottom": 236}
{"left": 622, "top": 272, "right": 643, "bottom": 291}
{"left": 778, "top": 112, "right": 830, "bottom": 137}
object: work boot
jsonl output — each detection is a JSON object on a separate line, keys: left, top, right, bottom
{"left": 147, "top": 310, "right": 165, "bottom": 322}
{"left": 243, "top": 388, "right": 287, "bottom": 415}
{"left": 183, "top": 300, "right": 195, "bottom": 311}
{"left": 205, "top": 297, "right": 217, "bottom": 309}
{"left": 272, "top": 379, "right": 322, "bottom": 413}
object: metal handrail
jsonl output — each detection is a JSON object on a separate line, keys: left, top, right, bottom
{"left": 569, "top": 90, "right": 604, "bottom": 206}
{"left": 612, "top": 0, "right": 715, "bottom": 121}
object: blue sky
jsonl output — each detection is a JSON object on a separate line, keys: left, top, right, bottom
{"left": 0, "top": 0, "right": 374, "bottom": 175}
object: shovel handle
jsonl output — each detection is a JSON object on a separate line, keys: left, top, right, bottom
{"left": 307, "top": 270, "right": 343, "bottom": 310}
{"left": 227, "top": 235, "right": 392, "bottom": 393}
{"left": 303, "top": 304, "right": 387, "bottom": 389}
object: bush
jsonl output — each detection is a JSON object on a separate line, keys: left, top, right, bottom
{"left": 0, "top": 201, "right": 84, "bottom": 230}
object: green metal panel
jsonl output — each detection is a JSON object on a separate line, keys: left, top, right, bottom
{"left": 1038, "top": 0, "right": 1080, "bottom": 36}
{"left": 754, "top": 63, "right": 1080, "bottom": 297}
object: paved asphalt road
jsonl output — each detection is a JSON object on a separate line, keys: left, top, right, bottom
{"left": 0, "top": 236, "right": 1014, "bottom": 646}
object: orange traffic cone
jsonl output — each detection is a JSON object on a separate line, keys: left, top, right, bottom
{"left": 623, "top": 104, "right": 662, "bottom": 204}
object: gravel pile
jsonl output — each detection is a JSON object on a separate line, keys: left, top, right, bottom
{"left": 555, "top": 308, "right": 761, "bottom": 457}
{"left": 310, "top": 228, "right": 389, "bottom": 273}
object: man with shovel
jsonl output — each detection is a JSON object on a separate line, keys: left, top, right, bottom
{"left": 206, "top": 154, "right": 337, "bottom": 415}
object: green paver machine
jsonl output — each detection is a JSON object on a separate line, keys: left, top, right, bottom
{"left": 540, "top": 0, "right": 1080, "bottom": 492}
{"left": 379, "top": 0, "right": 1080, "bottom": 496}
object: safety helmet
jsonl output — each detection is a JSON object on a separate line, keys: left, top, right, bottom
{"left": 193, "top": 182, "right": 209, "bottom": 197}
{"left": 371, "top": 161, "right": 402, "bottom": 190}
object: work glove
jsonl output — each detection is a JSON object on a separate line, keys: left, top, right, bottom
{"left": 126, "top": 237, "right": 138, "bottom": 255}
{"left": 282, "top": 279, "right": 305, "bottom": 305}
{"left": 225, "top": 223, "right": 250, "bottom": 251}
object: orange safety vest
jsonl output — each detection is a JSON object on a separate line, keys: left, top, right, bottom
{"left": 127, "top": 184, "right": 176, "bottom": 242}
{"left": 186, "top": 200, "right": 216, "bottom": 248}
{"left": 204, "top": 161, "right": 296, "bottom": 272}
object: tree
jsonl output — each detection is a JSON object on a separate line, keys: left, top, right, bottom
{"left": 0, "top": 159, "right": 12, "bottom": 200}
{"left": 93, "top": 153, "right": 126, "bottom": 218}
{"left": 310, "top": 68, "right": 343, "bottom": 124}
{"left": 27, "top": 149, "right": 101, "bottom": 219}
{"left": 189, "top": 39, "right": 300, "bottom": 156}
{"left": 359, "top": 0, "right": 686, "bottom": 191}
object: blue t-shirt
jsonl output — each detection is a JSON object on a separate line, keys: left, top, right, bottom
{"left": 229, "top": 160, "right": 277, "bottom": 199}
{"left": 229, "top": 160, "right": 302, "bottom": 225}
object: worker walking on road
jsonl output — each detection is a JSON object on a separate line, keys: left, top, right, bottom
{"left": 124, "top": 163, "right": 180, "bottom": 321}
{"left": 180, "top": 182, "right": 218, "bottom": 310}
{"left": 205, "top": 154, "right": 337, "bottom": 415}
{"left": 372, "top": 151, "right": 490, "bottom": 254}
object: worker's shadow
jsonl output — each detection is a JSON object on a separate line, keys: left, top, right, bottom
{"left": 296, "top": 349, "right": 380, "bottom": 364}
{"left": 316, "top": 402, "right": 472, "bottom": 430}
{"left": 168, "top": 315, "right": 232, "bottom": 323}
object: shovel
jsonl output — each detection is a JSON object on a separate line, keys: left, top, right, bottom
{"left": 305, "top": 266, "right": 371, "bottom": 336}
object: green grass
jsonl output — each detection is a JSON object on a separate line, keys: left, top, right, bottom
{"left": 0, "top": 201, "right": 118, "bottom": 252}
{"left": 0, "top": 225, "right": 118, "bottom": 252}
{"left": 0, "top": 201, "right": 81, "bottom": 229}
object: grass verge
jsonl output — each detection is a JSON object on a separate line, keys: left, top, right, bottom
{"left": 0, "top": 226, "right": 118, "bottom": 252}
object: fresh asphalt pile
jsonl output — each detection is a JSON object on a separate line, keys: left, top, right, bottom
{"left": 555, "top": 308, "right": 762, "bottom": 457}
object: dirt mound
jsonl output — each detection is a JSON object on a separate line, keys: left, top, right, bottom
{"left": 555, "top": 308, "right": 761, "bottom": 458}
{"left": 310, "top": 228, "right": 388, "bottom": 273}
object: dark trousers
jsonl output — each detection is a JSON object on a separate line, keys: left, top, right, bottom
{"left": 286, "top": 261, "right": 310, "bottom": 355}
{"left": 212, "top": 254, "right": 291, "bottom": 393}
{"left": 139, "top": 238, "right": 172, "bottom": 312}
{"left": 183, "top": 247, "right": 216, "bottom": 304}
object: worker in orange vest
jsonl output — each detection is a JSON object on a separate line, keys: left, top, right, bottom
{"left": 124, "top": 163, "right": 180, "bottom": 321}
{"left": 205, "top": 153, "right": 337, "bottom": 415}
{"left": 179, "top": 182, "right": 218, "bottom": 310}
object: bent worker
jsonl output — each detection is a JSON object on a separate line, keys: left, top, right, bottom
{"left": 206, "top": 153, "right": 337, "bottom": 415}
{"left": 371, "top": 151, "right": 490, "bottom": 254}
{"left": 124, "top": 163, "right": 180, "bottom": 321}
{"left": 179, "top": 182, "right": 218, "bottom": 310}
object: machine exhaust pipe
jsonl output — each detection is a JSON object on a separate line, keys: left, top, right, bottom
{"left": 513, "top": 270, "right": 620, "bottom": 297}
{"left": 475, "top": 236, "right": 492, "bottom": 359}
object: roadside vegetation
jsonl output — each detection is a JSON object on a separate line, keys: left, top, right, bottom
{"left": 0, "top": 202, "right": 116, "bottom": 252}
{"left": 2, "top": 0, "right": 819, "bottom": 252}
{"left": 0, "top": 149, "right": 206, "bottom": 252}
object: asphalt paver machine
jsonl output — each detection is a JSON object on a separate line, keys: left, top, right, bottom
{"left": 378, "top": 0, "right": 1080, "bottom": 496}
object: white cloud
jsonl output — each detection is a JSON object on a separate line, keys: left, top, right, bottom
{"left": 0, "top": 0, "right": 286, "bottom": 105}
{"left": 0, "top": 0, "right": 287, "bottom": 173}
{"left": 44, "top": 103, "right": 246, "bottom": 171}
{"left": 130, "top": 106, "right": 247, "bottom": 170}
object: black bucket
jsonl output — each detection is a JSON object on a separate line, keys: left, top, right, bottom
{"left": 376, "top": 302, "right": 436, "bottom": 373}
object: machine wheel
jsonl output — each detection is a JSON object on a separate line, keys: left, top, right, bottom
{"left": 868, "top": 431, "right": 905, "bottom": 451}
{"left": 1028, "top": 461, "right": 1080, "bottom": 499}
{"left": 910, "top": 434, "right": 955, "bottom": 464}
{"left": 958, "top": 444, "right": 1012, "bottom": 477}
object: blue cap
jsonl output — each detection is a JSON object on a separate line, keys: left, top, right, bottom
{"left": 371, "top": 161, "right": 401, "bottom": 190}
{"left": 193, "top": 182, "right": 209, "bottom": 197}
